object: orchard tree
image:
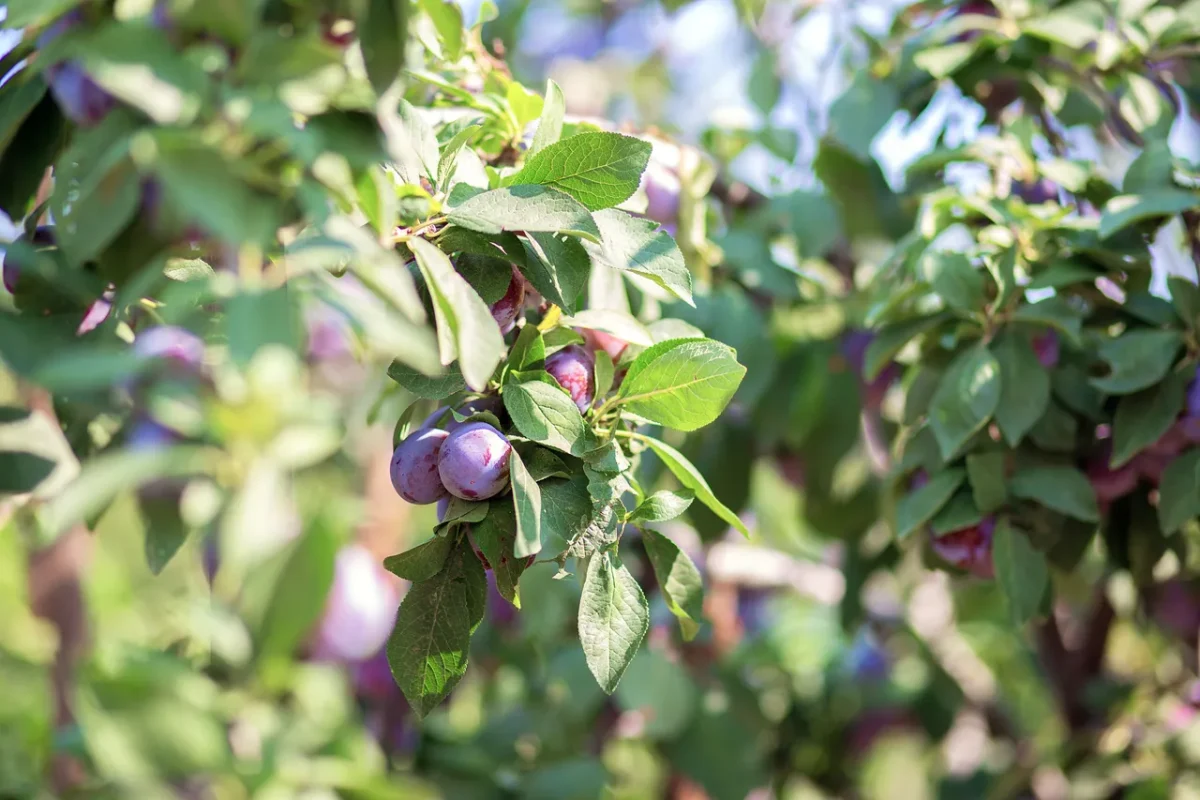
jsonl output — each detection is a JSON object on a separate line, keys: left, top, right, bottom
{"left": 2, "top": 0, "right": 1200, "bottom": 798}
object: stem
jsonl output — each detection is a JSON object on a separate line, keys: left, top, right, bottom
{"left": 393, "top": 215, "right": 448, "bottom": 243}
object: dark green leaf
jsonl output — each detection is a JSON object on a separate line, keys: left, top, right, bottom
{"left": 827, "top": 72, "right": 898, "bottom": 161}
{"left": 1009, "top": 465, "right": 1099, "bottom": 522}
{"left": 140, "top": 494, "right": 189, "bottom": 576}
{"left": 520, "top": 231, "right": 592, "bottom": 314}
{"left": 929, "top": 345, "right": 1002, "bottom": 459}
{"left": 629, "top": 490, "right": 695, "bottom": 524}
{"left": 1099, "top": 190, "right": 1200, "bottom": 239}
{"left": 896, "top": 468, "right": 966, "bottom": 540}
{"left": 992, "top": 332, "right": 1050, "bottom": 446}
{"left": 258, "top": 516, "right": 339, "bottom": 661}
{"left": 0, "top": 451, "right": 57, "bottom": 496}
{"left": 359, "top": 0, "right": 410, "bottom": 95}
{"left": 1011, "top": 296, "right": 1083, "bottom": 343}
{"left": 993, "top": 520, "right": 1049, "bottom": 625}
{"left": 641, "top": 528, "right": 704, "bottom": 640}
{"left": 864, "top": 315, "right": 948, "bottom": 380}
{"left": 637, "top": 436, "right": 750, "bottom": 538}
{"left": 471, "top": 503, "right": 529, "bottom": 606}
{"left": 510, "top": 448, "right": 542, "bottom": 559}
{"left": 1090, "top": 330, "right": 1182, "bottom": 395}
{"left": 921, "top": 252, "right": 986, "bottom": 314}
{"left": 1158, "top": 450, "right": 1200, "bottom": 533}
{"left": 930, "top": 491, "right": 984, "bottom": 536}
{"left": 578, "top": 552, "right": 650, "bottom": 694}
{"left": 503, "top": 374, "right": 593, "bottom": 455}
{"left": 387, "top": 360, "right": 467, "bottom": 400}
{"left": 1111, "top": 372, "right": 1187, "bottom": 468}
{"left": 447, "top": 185, "right": 601, "bottom": 242}
{"left": 384, "top": 535, "right": 454, "bottom": 582}
{"left": 966, "top": 452, "right": 1006, "bottom": 513}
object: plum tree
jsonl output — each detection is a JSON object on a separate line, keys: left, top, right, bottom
{"left": 437, "top": 422, "right": 511, "bottom": 500}
{"left": 487, "top": 267, "right": 526, "bottom": 334}
{"left": 545, "top": 344, "right": 595, "bottom": 412}
{"left": 389, "top": 428, "right": 450, "bottom": 504}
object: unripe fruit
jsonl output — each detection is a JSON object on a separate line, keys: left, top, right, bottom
{"left": 390, "top": 428, "right": 450, "bottom": 504}
{"left": 313, "top": 544, "right": 399, "bottom": 663}
{"left": 438, "top": 422, "right": 511, "bottom": 500}
{"left": 488, "top": 267, "right": 526, "bottom": 334}
{"left": 930, "top": 517, "right": 995, "bottom": 579}
{"left": 545, "top": 345, "right": 595, "bottom": 412}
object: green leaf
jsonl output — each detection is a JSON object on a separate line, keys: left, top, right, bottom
{"left": 150, "top": 136, "right": 282, "bottom": 247}
{"left": 1024, "top": 1, "right": 1107, "bottom": 48}
{"left": 913, "top": 42, "right": 977, "bottom": 78}
{"left": 5, "top": 0, "right": 82, "bottom": 28}
{"left": 419, "top": 0, "right": 465, "bottom": 61}
{"left": 629, "top": 490, "right": 695, "bottom": 524}
{"left": 539, "top": 475, "right": 594, "bottom": 556}
{"left": 1157, "top": 450, "right": 1200, "bottom": 533}
{"left": 929, "top": 345, "right": 1002, "bottom": 459}
{"left": 529, "top": 80, "right": 565, "bottom": 156}
{"left": 637, "top": 436, "right": 749, "bottom": 538}
{"left": 510, "top": 448, "right": 542, "bottom": 560}
{"left": 520, "top": 231, "right": 592, "bottom": 314}
{"left": 471, "top": 503, "right": 529, "bottom": 606}
{"left": 584, "top": 209, "right": 693, "bottom": 305}
{"left": 382, "top": 99, "right": 439, "bottom": 185}
{"left": 991, "top": 332, "right": 1050, "bottom": 446}
{"left": 409, "top": 238, "right": 505, "bottom": 392}
{"left": 0, "top": 451, "right": 57, "bottom": 496}
{"left": 506, "top": 82, "right": 544, "bottom": 128}
{"left": 921, "top": 252, "right": 986, "bottom": 314}
{"left": 993, "top": 520, "right": 1049, "bottom": 625}
{"left": 503, "top": 375, "right": 593, "bottom": 455}
{"left": 966, "top": 452, "right": 1007, "bottom": 514}
{"left": 1011, "top": 296, "right": 1084, "bottom": 343}
{"left": 578, "top": 552, "right": 650, "bottom": 694}
{"left": 896, "top": 468, "right": 965, "bottom": 540}
{"left": 1111, "top": 372, "right": 1188, "bottom": 468}
{"left": 1099, "top": 190, "right": 1199, "bottom": 239}
{"left": 1009, "top": 465, "right": 1099, "bottom": 522}
{"left": 0, "top": 77, "right": 48, "bottom": 154}
{"left": 615, "top": 339, "right": 746, "bottom": 432}
{"left": 595, "top": 350, "right": 615, "bottom": 400}
{"left": 515, "top": 444, "right": 569, "bottom": 481}
{"left": 447, "top": 186, "right": 601, "bottom": 242}
{"left": 388, "top": 544, "right": 484, "bottom": 718}
{"left": 510, "top": 132, "right": 652, "bottom": 212}
{"left": 1027, "top": 259, "right": 1102, "bottom": 291}
{"left": 384, "top": 535, "right": 454, "bottom": 582}
{"left": 562, "top": 309, "right": 654, "bottom": 347}
{"left": 826, "top": 71, "right": 899, "bottom": 161}
{"left": 258, "top": 516, "right": 339, "bottom": 661}
{"left": 640, "top": 528, "right": 704, "bottom": 640}
{"left": 864, "top": 315, "right": 948, "bottom": 380}
{"left": 387, "top": 360, "right": 467, "bottom": 400}
{"left": 356, "top": 166, "right": 399, "bottom": 236}
{"left": 1090, "top": 330, "right": 1182, "bottom": 395}
{"left": 0, "top": 94, "right": 68, "bottom": 220}
{"left": 435, "top": 123, "right": 481, "bottom": 192}
{"left": 140, "top": 495, "right": 189, "bottom": 576}
{"left": 359, "top": 0, "right": 410, "bottom": 94}
{"left": 1169, "top": 276, "right": 1200, "bottom": 329}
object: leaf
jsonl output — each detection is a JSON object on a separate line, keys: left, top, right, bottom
{"left": 381, "top": 99, "right": 439, "bottom": 185}
{"left": 1099, "top": 190, "right": 1200, "bottom": 239}
{"left": 1169, "top": 276, "right": 1200, "bottom": 329}
{"left": 529, "top": 79, "right": 565, "bottom": 156}
{"left": 991, "top": 332, "right": 1050, "bottom": 446}
{"left": 1009, "top": 466, "right": 1100, "bottom": 522}
{"left": 1157, "top": 450, "right": 1200, "bottom": 533}
{"left": 471, "top": 503, "right": 529, "bottom": 606}
{"left": 864, "top": 315, "right": 948, "bottom": 380}
{"left": 615, "top": 339, "right": 746, "bottom": 432}
{"left": 595, "top": 350, "right": 615, "bottom": 399}
{"left": 1090, "top": 330, "right": 1182, "bottom": 395}
{"left": 258, "top": 516, "right": 339, "bottom": 661}
{"left": 1111, "top": 373, "right": 1188, "bottom": 468}
{"left": 510, "top": 448, "right": 542, "bottom": 560}
{"left": 827, "top": 71, "right": 899, "bottom": 161}
{"left": 388, "top": 544, "right": 484, "bottom": 717}
{"left": 1024, "top": 1, "right": 1107, "bottom": 48}
{"left": 511, "top": 132, "right": 652, "bottom": 211}
{"left": 0, "top": 451, "right": 57, "bottom": 496}
{"left": 387, "top": 360, "right": 467, "bottom": 400}
{"left": 0, "top": 94, "right": 68, "bottom": 220}
{"left": 1011, "top": 296, "right": 1084, "bottom": 343}
{"left": 539, "top": 475, "right": 594, "bottom": 556}
{"left": 447, "top": 186, "right": 601, "bottom": 242}
{"left": 584, "top": 209, "right": 693, "bottom": 305}
{"left": 929, "top": 345, "right": 1002, "bottom": 459}
{"left": 359, "top": 0, "right": 410, "bottom": 94}
{"left": 578, "top": 552, "right": 650, "bottom": 694}
{"left": 435, "top": 123, "right": 481, "bottom": 192}
{"left": 637, "top": 436, "right": 749, "bottom": 538}
{"left": 5, "top": 0, "right": 82, "bottom": 28}
{"left": 993, "top": 520, "right": 1049, "bottom": 625}
{"left": 640, "top": 528, "right": 704, "bottom": 640}
{"left": 966, "top": 452, "right": 1006, "bottom": 514}
{"left": 140, "top": 494, "right": 189, "bottom": 575}
{"left": 409, "top": 238, "right": 505, "bottom": 391}
{"left": 629, "top": 490, "right": 695, "bottom": 524}
{"left": 419, "top": 0, "right": 465, "bottom": 61}
{"left": 384, "top": 535, "right": 454, "bottom": 582}
{"left": 520, "top": 231, "right": 591, "bottom": 314}
{"left": 562, "top": 309, "right": 654, "bottom": 347}
{"left": 930, "top": 491, "right": 984, "bottom": 535}
{"left": 503, "top": 375, "right": 593, "bottom": 455}
{"left": 913, "top": 42, "right": 977, "bottom": 78}
{"left": 0, "top": 77, "right": 48, "bottom": 154}
{"left": 921, "top": 252, "right": 986, "bottom": 314}
{"left": 896, "top": 468, "right": 966, "bottom": 540}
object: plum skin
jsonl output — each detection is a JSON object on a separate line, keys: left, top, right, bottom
{"left": 545, "top": 345, "right": 595, "bottom": 412}
{"left": 930, "top": 517, "right": 995, "bottom": 579}
{"left": 579, "top": 327, "right": 628, "bottom": 362}
{"left": 390, "top": 428, "right": 450, "bottom": 504}
{"left": 313, "top": 544, "right": 399, "bottom": 663}
{"left": 438, "top": 422, "right": 511, "bottom": 500}
{"left": 134, "top": 326, "right": 206, "bottom": 370}
{"left": 489, "top": 268, "right": 526, "bottom": 334}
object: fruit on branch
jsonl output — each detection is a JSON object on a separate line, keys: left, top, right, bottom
{"left": 1032, "top": 330, "right": 1060, "bottom": 369}
{"left": 579, "top": 327, "right": 628, "bottom": 363}
{"left": 313, "top": 544, "right": 399, "bottom": 662}
{"left": 38, "top": 12, "right": 116, "bottom": 127}
{"left": 133, "top": 325, "right": 206, "bottom": 373}
{"left": 422, "top": 396, "right": 504, "bottom": 432}
{"left": 642, "top": 161, "right": 681, "bottom": 229}
{"left": 437, "top": 422, "right": 511, "bottom": 500}
{"left": 488, "top": 267, "right": 526, "bottom": 334}
{"left": 390, "top": 428, "right": 450, "bottom": 505}
{"left": 545, "top": 345, "right": 595, "bottom": 412}
{"left": 1013, "top": 179, "right": 1061, "bottom": 205}
{"left": 1087, "top": 443, "right": 1139, "bottom": 512}
{"left": 930, "top": 517, "right": 995, "bottom": 579}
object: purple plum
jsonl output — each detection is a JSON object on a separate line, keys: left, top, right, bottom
{"left": 436, "top": 497, "right": 450, "bottom": 522}
{"left": 489, "top": 267, "right": 526, "bottom": 334}
{"left": 930, "top": 517, "right": 995, "bottom": 579}
{"left": 437, "top": 422, "right": 511, "bottom": 500}
{"left": 2, "top": 226, "right": 57, "bottom": 295}
{"left": 39, "top": 13, "right": 115, "bottom": 127}
{"left": 134, "top": 326, "right": 206, "bottom": 370}
{"left": 1032, "top": 330, "right": 1060, "bottom": 369}
{"left": 842, "top": 328, "right": 901, "bottom": 409}
{"left": 545, "top": 345, "right": 595, "bottom": 413}
{"left": 354, "top": 649, "right": 398, "bottom": 702}
{"left": 579, "top": 327, "right": 628, "bottom": 362}
{"left": 390, "top": 428, "right": 450, "bottom": 504}
{"left": 1088, "top": 440, "right": 1138, "bottom": 512}
{"left": 643, "top": 163, "right": 681, "bottom": 226}
{"left": 313, "top": 544, "right": 399, "bottom": 663}
{"left": 1012, "top": 178, "right": 1060, "bottom": 205}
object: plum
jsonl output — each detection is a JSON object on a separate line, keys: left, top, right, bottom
{"left": 930, "top": 517, "right": 995, "bottom": 579}
{"left": 842, "top": 328, "right": 901, "bottom": 409}
{"left": 76, "top": 295, "right": 112, "bottom": 335}
{"left": 354, "top": 649, "right": 398, "bottom": 702}
{"left": 1032, "top": 330, "right": 1060, "bottom": 369}
{"left": 642, "top": 162, "right": 681, "bottom": 227}
{"left": 1088, "top": 441, "right": 1138, "bottom": 509}
{"left": 1012, "top": 178, "right": 1060, "bottom": 205}
{"left": 436, "top": 496, "right": 450, "bottom": 522}
{"left": 134, "top": 326, "right": 206, "bottom": 371}
{"left": 545, "top": 345, "right": 595, "bottom": 412}
{"left": 579, "top": 327, "right": 628, "bottom": 362}
{"left": 39, "top": 13, "right": 115, "bottom": 127}
{"left": 437, "top": 422, "right": 511, "bottom": 500}
{"left": 488, "top": 267, "right": 526, "bottom": 334}
{"left": 313, "top": 544, "right": 399, "bottom": 663}
{"left": 390, "top": 428, "right": 450, "bottom": 504}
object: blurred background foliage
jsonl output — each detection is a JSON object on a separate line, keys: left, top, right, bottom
{"left": 2, "top": 0, "right": 1200, "bottom": 798}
